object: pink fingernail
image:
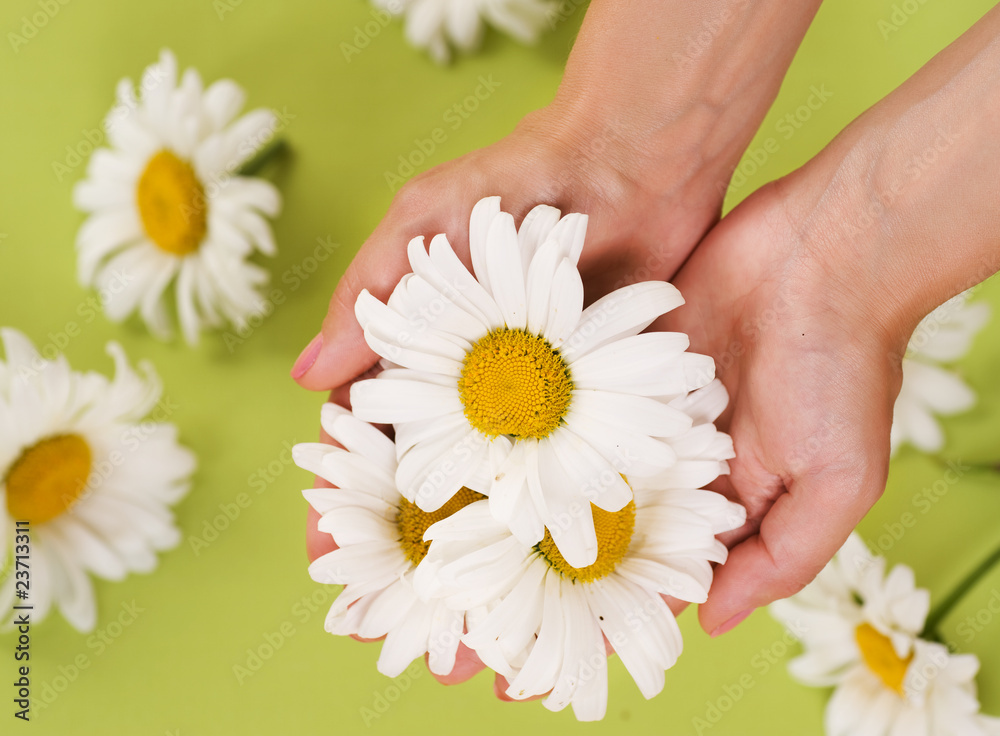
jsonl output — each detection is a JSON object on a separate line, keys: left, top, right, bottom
{"left": 711, "top": 608, "right": 754, "bottom": 638}
{"left": 291, "top": 334, "right": 323, "bottom": 379}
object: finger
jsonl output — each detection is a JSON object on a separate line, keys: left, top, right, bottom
{"left": 306, "top": 504, "right": 337, "bottom": 563}
{"left": 427, "top": 642, "right": 487, "bottom": 686}
{"left": 698, "top": 462, "right": 887, "bottom": 637}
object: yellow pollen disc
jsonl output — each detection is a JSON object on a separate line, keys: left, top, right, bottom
{"left": 458, "top": 328, "right": 573, "bottom": 439}
{"left": 5, "top": 435, "right": 93, "bottom": 523}
{"left": 855, "top": 623, "right": 914, "bottom": 695}
{"left": 136, "top": 149, "right": 208, "bottom": 256}
{"left": 536, "top": 501, "right": 636, "bottom": 583}
{"left": 396, "top": 487, "right": 486, "bottom": 566}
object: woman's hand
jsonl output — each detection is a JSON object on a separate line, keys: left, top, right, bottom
{"left": 291, "top": 0, "right": 825, "bottom": 392}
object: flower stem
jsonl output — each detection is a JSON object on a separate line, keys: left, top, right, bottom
{"left": 236, "top": 138, "right": 287, "bottom": 177}
{"left": 922, "top": 538, "right": 1000, "bottom": 640}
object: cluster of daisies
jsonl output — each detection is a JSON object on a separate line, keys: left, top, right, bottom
{"left": 0, "top": 20, "right": 995, "bottom": 736}
{"left": 295, "top": 197, "right": 748, "bottom": 720}
{"left": 294, "top": 195, "right": 996, "bottom": 725}
{"left": 2, "top": 50, "right": 283, "bottom": 631}
{"left": 771, "top": 535, "right": 1000, "bottom": 736}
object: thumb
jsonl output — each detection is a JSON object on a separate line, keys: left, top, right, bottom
{"left": 291, "top": 247, "right": 397, "bottom": 391}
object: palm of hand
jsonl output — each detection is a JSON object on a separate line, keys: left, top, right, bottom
{"left": 658, "top": 184, "right": 903, "bottom": 633}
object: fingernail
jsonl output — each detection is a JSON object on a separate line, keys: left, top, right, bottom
{"left": 291, "top": 333, "right": 323, "bottom": 379}
{"left": 711, "top": 608, "right": 754, "bottom": 638}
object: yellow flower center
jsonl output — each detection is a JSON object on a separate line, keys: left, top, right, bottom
{"left": 136, "top": 149, "right": 208, "bottom": 256}
{"left": 855, "top": 623, "right": 914, "bottom": 695}
{"left": 458, "top": 328, "right": 573, "bottom": 439}
{"left": 4, "top": 435, "right": 93, "bottom": 523}
{"left": 396, "top": 487, "right": 487, "bottom": 566}
{"left": 536, "top": 501, "right": 636, "bottom": 583}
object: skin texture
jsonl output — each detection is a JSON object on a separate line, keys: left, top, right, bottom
{"left": 677, "top": 2, "right": 1000, "bottom": 633}
{"left": 299, "top": 0, "right": 1000, "bottom": 699}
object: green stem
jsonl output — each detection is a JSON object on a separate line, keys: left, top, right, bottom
{"left": 236, "top": 138, "right": 287, "bottom": 177}
{"left": 922, "top": 538, "right": 1000, "bottom": 640}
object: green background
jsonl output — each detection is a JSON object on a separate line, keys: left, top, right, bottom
{"left": 1, "top": 0, "right": 999, "bottom": 733}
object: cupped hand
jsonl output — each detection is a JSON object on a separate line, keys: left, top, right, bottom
{"left": 657, "top": 180, "right": 912, "bottom": 636}
{"left": 291, "top": 99, "right": 730, "bottom": 393}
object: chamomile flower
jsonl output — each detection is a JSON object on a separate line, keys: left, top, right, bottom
{"left": 0, "top": 329, "right": 195, "bottom": 632}
{"left": 350, "top": 196, "right": 716, "bottom": 569}
{"left": 294, "top": 403, "right": 488, "bottom": 677}
{"left": 372, "top": 0, "right": 556, "bottom": 64}
{"left": 892, "top": 290, "right": 990, "bottom": 455}
{"left": 770, "top": 534, "right": 1000, "bottom": 736}
{"left": 413, "top": 382, "right": 745, "bottom": 721}
{"left": 73, "top": 49, "right": 282, "bottom": 345}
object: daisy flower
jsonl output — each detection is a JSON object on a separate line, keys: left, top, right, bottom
{"left": 350, "top": 196, "right": 716, "bottom": 568}
{"left": 0, "top": 329, "right": 195, "bottom": 632}
{"left": 372, "top": 0, "right": 556, "bottom": 64}
{"left": 891, "top": 290, "right": 990, "bottom": 455}
{"left": 413, "top": 381, "right": 745, "bottom": 721}
{"left": 294, "top": 403, "right": 490, "bottom": 678}
{"left": 73, "top": 49, "right": 282, "bottom": 345}
{"left": 770, "top": 534, "right": 1000, "bottom": 736}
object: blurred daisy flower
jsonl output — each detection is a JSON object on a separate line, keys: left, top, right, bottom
{"left": 73, "top": 49, "right": 282, "bottom": 346}
{"left": 294, "top": 403, "right": 486, "bottom": 678}
{"left": 414, "top": 382, "right": 745, "bottom": 721}
{"left": 770, "top": 534, "right": 1000, "bottom": 736}
{"left": 372, "top": 0, "right": 556, "bottom": 64}
{"left": 350, "top": 196, "right": 716, "bottom": 569}
{"left": 0, "top": 329, "right": 195, "bottom": 632}
{"left": 891, "top": 290, "right": 990, "bottom": 456}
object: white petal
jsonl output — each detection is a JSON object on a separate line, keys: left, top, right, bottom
{"left": 350, "top": 377, "right": 462, "bottom": 424}
{"left": 469, "top": 196, "right": 501, "bottom": 294}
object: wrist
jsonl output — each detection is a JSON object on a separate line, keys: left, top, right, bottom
{"left": 548, "top": 0, "right": 824, "bottom": 199}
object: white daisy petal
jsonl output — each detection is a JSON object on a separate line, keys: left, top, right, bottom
{"left": 485, "top": 213, "right": 528, "bottom": 329}
{"left": 469, "top": 195, "right": 501, "bottom": 292}
{"left": 293, "top": 411, "right": 482, "bottom": 682}
{"left": 0, "top": 330, "right": 192, "bottom": 631}
{"left": 385, "top": 0, "right": 554, "bottom": 62}
{"left": 890, "top": 291, "right": 989, "bottom": 455}
{"left": 351, "top": 377, "right": 463, "bottom": 424}
{"left": 543, "top": 259, "right": 584, "bottom": 346}
{"left": 516, "top": 204, "right": 562, "bottom": 265}
{"left": 563, "top": 281, "right": 685, "bottom": 359}
{"left": 72, "top": 50, "right": 281, "bottom": 345}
